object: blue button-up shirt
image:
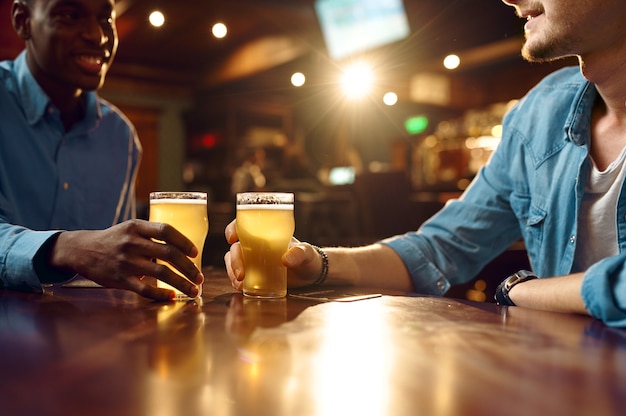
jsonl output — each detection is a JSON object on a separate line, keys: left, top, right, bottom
{"left": 0, "top": 51, "right": 141, "bottom": 291}
{"left": 384, "top": 66, "right": 626, "bottom": 327}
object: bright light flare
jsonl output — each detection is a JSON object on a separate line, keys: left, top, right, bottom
{"left": 443, "top": 54, "right": 460, "bottom": 70}
{"left": 212, "top": 23, "right": 227, "bottom": 39}
{"left": 383, "top": 92, "right": 398, "bottom": 106}
{"left": 291, "top": 72, "right": 306, "bottom": 87}
{"left": 149, "top": 10, "right": 165, "bottom": 28}
{"left": 340, "top": 61, "right": 374, "bottom": 100}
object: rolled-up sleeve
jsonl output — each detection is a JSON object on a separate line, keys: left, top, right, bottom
{"left": 382, "top": 233, "right": 451, "bottom": 295}
{"left": 582, "top": 254, "right": 626, "bottom": 327}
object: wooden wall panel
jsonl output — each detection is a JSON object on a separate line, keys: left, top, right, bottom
{"left": 116, "top": 106, "right": 160, "bottom": 206}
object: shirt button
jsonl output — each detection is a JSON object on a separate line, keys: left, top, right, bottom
{"left": 63, "top": 182, "right": 69, "bottom": 190}
{"left": 570, "top": 235, "right": 576, "bottom": 243}
{"left": 437, "top": 280, "right": 445, "bottom": 291}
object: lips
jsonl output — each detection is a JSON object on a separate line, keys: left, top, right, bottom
{"left": 521, "top": 9, "right": 543, "bottom": 32}
{"left": 74, "top": 51, "right": 110, "bottom": 74}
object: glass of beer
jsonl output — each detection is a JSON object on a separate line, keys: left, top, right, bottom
{"left": 149, "top": 191, "right": 208, "bottom": 300}
{"left": 236, "top": 192, "right": 295, "bottom": 298}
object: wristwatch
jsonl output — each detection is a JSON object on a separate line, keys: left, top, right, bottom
{"left": 494, "top": 270, "right": 538, "bottom": 306}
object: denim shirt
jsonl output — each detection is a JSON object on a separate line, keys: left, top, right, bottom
{"left": 0, "top": 51, "right": 141, "bottom": 292}
{"left": 383, "top": 66, "right": 626, "bottom": 327}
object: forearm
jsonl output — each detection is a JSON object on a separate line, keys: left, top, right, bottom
{"left": 508, "top": 273, "right": 589, "bottom": 315}
{"left": 324, "top": 243, "right": 415, "bottom": 292}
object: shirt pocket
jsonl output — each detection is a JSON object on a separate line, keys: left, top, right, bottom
{"left": 510, "top": 193, "right": 547, "bottom": 261}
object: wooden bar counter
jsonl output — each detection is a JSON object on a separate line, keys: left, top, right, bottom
{"left": 1, "top": 268, "right": 625, "bottom": 416}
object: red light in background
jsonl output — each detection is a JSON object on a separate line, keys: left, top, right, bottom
{"left": 190, "top": 132, "right": 222, "bottom": 150}
{"left": 202, "top": 134, "right": 217, "bottom": 148}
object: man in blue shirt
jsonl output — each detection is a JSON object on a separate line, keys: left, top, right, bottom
{"left": 225, "top": 0, "right": 626, "bottom": 327}
{"left": 0, "top": 0, "right": 203, "bottom": 300}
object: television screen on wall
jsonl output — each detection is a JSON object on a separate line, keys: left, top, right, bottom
{"left": 314, "top": 0, "right": 411, "bottom": 61}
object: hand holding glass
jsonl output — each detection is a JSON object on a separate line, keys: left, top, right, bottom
{"left": 236, "top": 192, "right": 295, "bottom": 298}
{"left": 149, "top": 192, "right": 208, "bottom": 299}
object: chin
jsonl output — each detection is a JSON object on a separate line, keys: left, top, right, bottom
{"left": 77, "top": 76, "right": 107, "bottom": 92}
{"left": 521, "top": 42, "right": 561, "bottom": 63}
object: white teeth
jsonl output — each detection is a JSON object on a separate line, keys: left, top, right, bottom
{"left": 79, "top": 56, "right": 102, "bottom": 65}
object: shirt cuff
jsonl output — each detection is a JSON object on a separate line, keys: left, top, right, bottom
{"left": 3, "top": 230, "right": 68, "bottom": 292}
{"left": 581, "top": 255, "right": 626, "bottom": 327}
{"left": 380, "top": 234, "right": 450, "bottom": 295}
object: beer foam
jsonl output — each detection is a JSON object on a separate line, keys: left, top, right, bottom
{"left": 237, "top": 204, "right": 294, "bottom": 210}
{"left": 150, "top": 199, "right": 207, "bottom": 205}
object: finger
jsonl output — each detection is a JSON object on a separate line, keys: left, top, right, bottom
{"left": 141, "top": 221, "right": 199, "bottom": 258}
{"left": 225, "top": 220, "right": 238, "bottom": 244}
{"left": 146, "top": 261, "right": 201, "bottom": 298}
{"left": 148, "top": 238, "right": 204, "bottom": 285}
{"left": 123, "top": 276, "right": 176, "bottom": 302}
{"left": 229, "top": 242, "right": 244, "bottom": 280}
{"left": 282, "top": 243, "right": 310, "bottom": 267}
{"left": 224, "top": 250, "right": 243, "bottom": 291}
{"left": 283, "top": 243, "right": 321, "bottom": 285}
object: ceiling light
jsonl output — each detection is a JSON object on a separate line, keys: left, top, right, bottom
{"left": 149, "top": 10, "right": 165, "bottom": 28}
{"left": 291, "top": 72, "right": 306, "bottom": 87}
{"left": 383, "top": 92, "right": 398, "bottom": 106}
{"left": 443, "top": 54, "right": 460, "bottom": 70}
{"left": 340, "top": 61, "right": 374, "bottom": 100}
{"left": 212, "top": 23, "right": 227, "bottom": 39}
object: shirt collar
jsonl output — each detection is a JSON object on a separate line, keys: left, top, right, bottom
{"left": 14, "top": 50, "right": 102, "bottom": 129}
{"left": 565, "top": 73, "right": 597, "bottom": 146}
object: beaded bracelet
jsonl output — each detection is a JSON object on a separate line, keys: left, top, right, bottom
{"left": 311, "top": 245, "right": 329, "bottom": 286}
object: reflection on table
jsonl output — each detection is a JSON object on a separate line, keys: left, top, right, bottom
{"left": 1, "top": 268, "right": 625, "bottom": 416}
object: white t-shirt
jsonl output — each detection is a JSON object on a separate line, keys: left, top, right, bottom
{"left": 573, "top": 146, "right": 626, "bottom": 272}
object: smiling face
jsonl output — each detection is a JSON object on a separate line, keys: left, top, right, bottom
{"left": 501, "top": 0, "right": 626, "bottom": 63}
{"left": 15, "top": 0, "right": 118, "bottom": 96}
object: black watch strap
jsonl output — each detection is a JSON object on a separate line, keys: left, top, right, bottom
{"left": 494, "top": 270, "right": 538, "bottom": 306}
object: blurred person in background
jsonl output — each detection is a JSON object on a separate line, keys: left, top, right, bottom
{"left": 231, "top": 147, "right": 267, "bottom": 195}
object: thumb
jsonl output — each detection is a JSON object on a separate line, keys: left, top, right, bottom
{"left": 282, "top": 243, "right": 310, "bottom": 267}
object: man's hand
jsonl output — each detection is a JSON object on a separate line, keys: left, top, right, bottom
{"left": 48, "top": 219, "right": 204, "bottom": 301}
{"left": 224, "top": 219, "right": 322, "bottom": 291}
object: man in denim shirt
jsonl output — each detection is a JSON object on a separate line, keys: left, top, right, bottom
{"left": 1, "top": 0, "right": 203, "bottom": 300}
{"left": 225, "top": 0, "right": 626, "bottom": 327}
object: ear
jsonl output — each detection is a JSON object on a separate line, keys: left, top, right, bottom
{"left": 12, "top": 1, "right": 31, "bottom": 40}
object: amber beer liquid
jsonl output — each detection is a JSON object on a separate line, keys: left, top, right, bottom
{"left": 149, "top": 192, "right": 208, "bottom": 299}
{"left": 236, "top": 193, "right": 294, "bottom": 298}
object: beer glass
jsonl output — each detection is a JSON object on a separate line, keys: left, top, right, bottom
{"left": 149, "top": 192, "right": 208, "bottom": 299}
{"left": 236, "top": 192, "right": 295, "bottom": 298}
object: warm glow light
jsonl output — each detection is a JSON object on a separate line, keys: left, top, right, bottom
{"left": 149, "top": 10, "right": 165, "bottom": 28}
{"left": 340, "top": 61, "right": 374, "bottom": 100}
{"left": 291, "top": 72, "right": 306, "bottom": 87}
{"left": 212, "top": 22, "right": 227, "bottom": 38}
{"left": 491, "top": 124, "right": 503, "bottom": 138}
{"left": 383, "top": 92, "right": 398, "bottom": 106}
{"left": 443, "top": 54, "right": 460, "bottom": 70}
{"left": 466, "top": 136, "right": 501, "bottom": 151}
{"left": 314, "top": 301, "right": 391, "bottom": 415}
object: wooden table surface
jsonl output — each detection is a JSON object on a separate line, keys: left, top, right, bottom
{"left": 1, "top": 268, "right": 625, "bottom": 416}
